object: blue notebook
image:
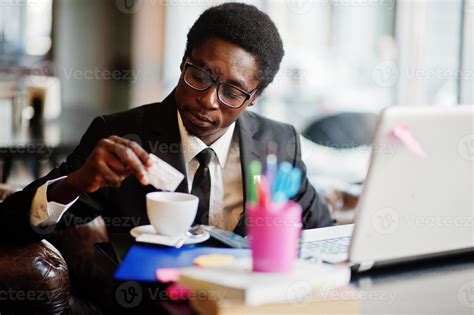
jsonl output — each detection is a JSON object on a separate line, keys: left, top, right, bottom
{"left": 114, "top": 245, "right": 250, "bottom": 282}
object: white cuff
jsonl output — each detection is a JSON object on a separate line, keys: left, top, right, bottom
{"left": 30, "top": 176, "right": 79, "bottom": 228}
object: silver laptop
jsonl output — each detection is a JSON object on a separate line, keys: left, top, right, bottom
{"left": 301, "top": 105, "right": 474, "bottom": 272}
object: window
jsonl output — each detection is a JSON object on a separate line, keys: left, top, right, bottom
{"left": 397, "top": 0, "right": 465, "bottom": 105}
{"left": 160, "top": 0, "right": 470, "bottom": 130}
{"left": 162, "top": 0, "right": 397, "bottom": 130}
{"left": 0, "top": 0, "right": 53, "bottom": 64}
{"left": 260, "top": 0, "right": 396, "bottom": 129}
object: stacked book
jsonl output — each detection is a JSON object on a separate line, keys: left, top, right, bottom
{"left": 178, "top": 258, "right": 359, "bottom": 315}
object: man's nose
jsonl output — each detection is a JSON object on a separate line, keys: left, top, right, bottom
{"left": 197, "top": 85, "right": 219, "bottom": 110}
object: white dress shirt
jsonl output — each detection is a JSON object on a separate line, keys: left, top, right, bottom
{"left": 29, "top": 176, "right": 78, "bottom": 227}
{"left": 177, "top": 111, "right": 244, "bottom": 231}
{"left": 29, "top": 111, "right": 244, "bottom": 231}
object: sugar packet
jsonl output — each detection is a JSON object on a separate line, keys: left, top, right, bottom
{"left": 146, "top": 153, "right": 185, "bottom": 191}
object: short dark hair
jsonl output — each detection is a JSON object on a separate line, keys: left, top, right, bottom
{"left": 184, "top": 2, "right": 284, "bottom": 93}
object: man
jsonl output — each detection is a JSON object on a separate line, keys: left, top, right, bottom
{"left": 0, "top": 3, "right": 332, "bottom": 243}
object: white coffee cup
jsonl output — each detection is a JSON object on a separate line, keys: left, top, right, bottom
{"left": 146, "top": 192, "right": 199, "bottom": 236}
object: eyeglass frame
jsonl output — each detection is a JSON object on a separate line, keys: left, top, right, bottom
{"left": 182, "top": 58, "right": 259, "bottom": 109}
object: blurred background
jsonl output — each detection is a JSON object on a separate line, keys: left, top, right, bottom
{"left": 0, "top": 0, "right": 472, "bottom": 218}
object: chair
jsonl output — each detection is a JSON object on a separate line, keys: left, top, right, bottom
{"left": 0, "top": 185, "right": 111, "bottom": 314}
{"left": 302, "top": 112, "right": 378, "bottom": 224}
{"left": 302, "top": 112, "right": 378, "bottom": 149}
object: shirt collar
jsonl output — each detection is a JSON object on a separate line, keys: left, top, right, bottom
{"left": 177, "top": 111, "right": 236, "bottom": 168}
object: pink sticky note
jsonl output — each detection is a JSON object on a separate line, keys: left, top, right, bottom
{"left": 166, "top": 284, "right": 190, "bottom": 301}
{"left": 388, "top": 124, "right": 427, "bottom": 158}
{"left": 155, "top": 268, "right": 181, "bottom": 283}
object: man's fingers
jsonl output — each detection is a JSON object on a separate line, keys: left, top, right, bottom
{"left": 99, "top": 161, "right": 125, "bottom": 188}
{"left": 102, "top": 149, "right": 129, "bottom": 174}
{"left": 100, "top": 139, "right": 149, "bottom": 186}
{"left": 109, "top": 135, "right": 152, "bottom": 168}
{"left": 115, "top": 145, "right": 149, "bottom": 185}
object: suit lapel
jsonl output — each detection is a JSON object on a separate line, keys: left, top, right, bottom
{"left": 234, "top": 111, "right": 265, "bottom": 235}
{"left": 144, "top": 90, "right": 189, "bottom": 193}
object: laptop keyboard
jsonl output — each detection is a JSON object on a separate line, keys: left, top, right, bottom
{"left": 303, "top": 236, "right": 351, "bottom": 255}
{"left": 301, "top": 236, "right": 351, "bottom": 263}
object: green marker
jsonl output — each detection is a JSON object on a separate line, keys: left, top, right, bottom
{"left": 248, "top": 160, "right": 262, "bottom": 205}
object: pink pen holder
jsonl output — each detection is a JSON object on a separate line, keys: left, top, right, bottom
{"left": 246, "top": 201, "right": 302, "bottom": 273}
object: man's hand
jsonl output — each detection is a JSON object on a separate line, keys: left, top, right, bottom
{"left": 66, "top": 135, "right": 153, "bottom": 193}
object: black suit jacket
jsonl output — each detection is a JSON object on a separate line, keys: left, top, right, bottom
{"left": 0, "top": 91, "right": 332, "bottom": 243}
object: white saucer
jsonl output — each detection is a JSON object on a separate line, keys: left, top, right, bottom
{"left": 130, "top": 225, "right": 210, "bottom": 246}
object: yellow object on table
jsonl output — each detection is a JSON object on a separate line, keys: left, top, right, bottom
{"left": 193, "top": 254, "right": 235, "bottom": 267}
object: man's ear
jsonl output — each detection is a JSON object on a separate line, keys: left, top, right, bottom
{"left": 179, "top": 56, "right": 186, "bottom": 71}
{"left": 247, "top": 93, "right": 260, "bottom": 107}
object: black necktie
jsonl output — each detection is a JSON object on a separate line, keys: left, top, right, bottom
{"left": 191, "top": 148, "right": 216, "bottom": 225}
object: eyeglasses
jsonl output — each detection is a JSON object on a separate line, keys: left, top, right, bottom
{"left": 183, "top": 59, "right": 258, "bottom": 109}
